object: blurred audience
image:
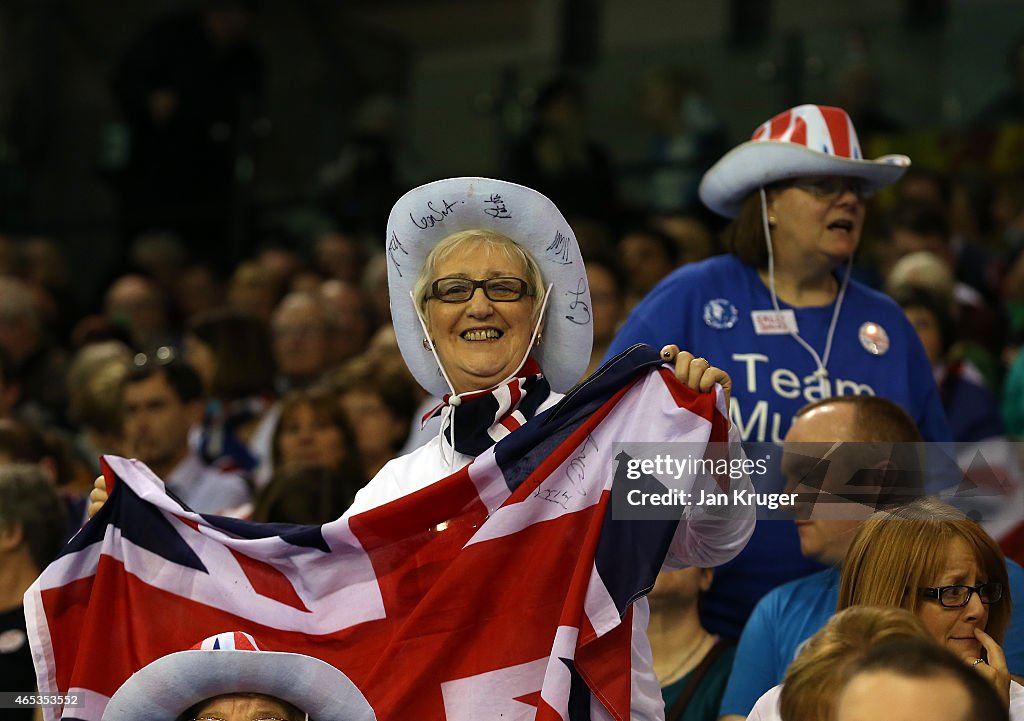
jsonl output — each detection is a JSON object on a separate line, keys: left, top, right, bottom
{"left": 121, "top": 355, "right": 250, "bottom": 514}
{"left": 252, "top": 388, "right": 366, "bottom": 523}
{"left": 649, "top": 566, "right": 735, "bottom": 721}
{"left": 0, "top": 463, "right": 67, "bottom": 721}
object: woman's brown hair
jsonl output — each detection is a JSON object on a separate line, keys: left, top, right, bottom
{"left": 837, "top": 497, "right": 1012, "bottom": 644}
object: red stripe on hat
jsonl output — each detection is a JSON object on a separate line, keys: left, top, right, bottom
{"left": 232, "top": 631, "right": 259, "bottom": 651}
{"left": 765, "top": 109, "right": 793, "bottom": 141}
{"left": 790, "top": 117, "right": 807, "bottom": 147}
{"left": 821, "top": 106, "right": 851, "bottom": 158}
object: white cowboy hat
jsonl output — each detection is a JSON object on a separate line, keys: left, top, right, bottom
{"left": 699, "top": 104, "right": 911, "bottom": 219}
{"left": 386, "top": 177, "right": 592, "bottom": 398}
{"left": 101, "top": 631, "right": 375, "bottom": 721}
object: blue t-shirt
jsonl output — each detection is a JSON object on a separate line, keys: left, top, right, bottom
{"left": 606, "top": 254, "right": 951, "bottom": 444}
{"left": 718, "top": 561, "right": 1024, "bottom": 717}
{"left": 606, "top": 254, "right": 953, "bottom": 637}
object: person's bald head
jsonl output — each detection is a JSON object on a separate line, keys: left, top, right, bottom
{"left": 784, "top": 396, "right": 923, "bottom": 565}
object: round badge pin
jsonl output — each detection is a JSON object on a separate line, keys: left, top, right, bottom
{"left": 858, "top": 322, "right": 889, "bottom": 355}
{"left": 703, "top": 298, "right": 738, "bottom": 330}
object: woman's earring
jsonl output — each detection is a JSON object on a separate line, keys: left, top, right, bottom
{"left": 768, "top": 214, "right": 777, "bottom": 226}
{"left": 534, "top": 332, "right": 543, "bottom": 348}
{"left": 422, "top": 338, "right": 432, "bottom": 351}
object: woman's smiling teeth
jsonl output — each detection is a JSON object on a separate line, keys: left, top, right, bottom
{"left": 462, "top": 329, "right": 503, "bottom": 341}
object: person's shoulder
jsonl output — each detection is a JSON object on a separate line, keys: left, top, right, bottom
{"left": 757, "top": 567, "right": 837, "bottom": 611}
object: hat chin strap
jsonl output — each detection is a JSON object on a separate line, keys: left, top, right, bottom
{"left": 410, "top": 284, "right": 552, "bottom": 467}
{"left": 759, "top": 187, "right": 852, "bottom": 396}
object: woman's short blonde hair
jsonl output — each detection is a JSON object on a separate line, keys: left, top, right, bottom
{"left": 411, "top": 229, "right": 546, "bottom": 318}
{"left": 779, "top": 606, "right": 932, "bottom": 721}
{"left": 837, "top": 497, "right": 1012, "bottom": 643}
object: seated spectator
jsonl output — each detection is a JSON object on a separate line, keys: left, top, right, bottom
{"left": 718, "top": 395, "right": 927, "bottom": 720}
{"left": 313, "top": 229, "right": 366, "bottom": 285}
{"left": 226, "top": 260, "right": 283, "bottom": 322}
{"left": 0, "top": 463, "right": 67, "bottom": 721}
{"left": 334, "top": 354, "right": 417, "bottom": 479}
{"left": 101, "top": 630, "right": 374, "bottom": 721}
{"left": 886, "top": 251, "right": 1001, "bottom": 390}
{"left": 836, "top": 637, "right": 1009, "bottom": 721}
{"left": 66, "top": 340, "right": 133, "bottom": 476}
{"left": 618, "top": 224, "right": 679, "bottom": 311}
{"left": 121, "top": 354, "right": 250, "bottom": 514}
{"left": 270, "top": 291, "right": 330, "bottom": 393}
{"left": 104, "top": 273, "right": 177, "bottom": 352}
{"left": 891, "top": 285, "right": 1005, "bottom": 443}
{"left": 584, "top": 251, "right": 627, "bottom": 378}
{"left": 649, "top": 566, "right": 734, "bottom": 721}
{"left": 185, "top": 307, "right": 276, "bottom": 479}
{"left": 251, "top": 388, "right": 366, "bottom": 523}
{"left": 320, "top": 280, "right": 374, "bottom": 369}
{"left": 0, "top": 275, "right": 69, "bottom": 427}
{"left": 652, "top": 212, "right": 717, "bottom": 267}
{"left": 747, "top": 607, "right": 933, "bottom": 721}
{"left": 837, "top": 497, "right": 1021, "bottom": 714}
{"left": 883, "top": 204, "right": 1004, "bottom": 363}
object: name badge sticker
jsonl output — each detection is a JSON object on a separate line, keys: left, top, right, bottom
{"left": 751, "top": 310, "right": 799, "bottom": 335}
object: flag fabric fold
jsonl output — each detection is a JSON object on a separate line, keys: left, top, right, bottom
{"left": 27, "top": 345, "right": 736, "bottom": 721}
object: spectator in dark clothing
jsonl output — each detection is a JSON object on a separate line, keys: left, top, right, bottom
{"left": 111, "top": 0, "right": 264, "bottom": 271}
{"left": 0, "top": 463, "right": 67, "bottom": 721}
{"left": 508, "top": 76, "right": 619, "bottom": 224}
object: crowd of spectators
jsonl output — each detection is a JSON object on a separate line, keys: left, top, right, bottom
{"left": 4, "top": 12, "right": 1024, "bottom": 720}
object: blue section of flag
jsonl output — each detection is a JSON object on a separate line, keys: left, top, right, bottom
{"left": 61, "top": 476, "right": 208, "bottom": 573}
{"left": 199, "top": 515, "right": 331, "bottom": 552}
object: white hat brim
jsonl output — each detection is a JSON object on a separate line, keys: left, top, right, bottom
{"left": 386, "top": 177, "right": 592, "bottom": 397}
{"left": 101, "top": 648, "right": 376, "bottom": 721}
{"left": 699, "top": 141, "right": 911, "bottom": 218}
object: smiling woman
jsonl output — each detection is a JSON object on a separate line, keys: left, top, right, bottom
{"left": 414, "top": 231, "right": 544, "bottom": 394}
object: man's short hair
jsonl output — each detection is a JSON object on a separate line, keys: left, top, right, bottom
{"left": 126, "top": 355, "right": 204, "bottom": 404}
{"left": 793, "top": 395, "right": 923, "bottom": 443}
{"left": 840, "top": 637, "right": 1008, "bottom": 721}
{"left": 0, "top": 463, "right": 67, "bottom": 570}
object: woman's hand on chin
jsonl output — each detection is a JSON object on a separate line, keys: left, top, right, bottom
{"left": 659, "top": 345, "right": 732, "bottom": 408}
{"left": 972, "top": 628, "right": 1011, "bottom": 709}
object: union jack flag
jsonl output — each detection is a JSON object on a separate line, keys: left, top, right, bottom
{"left": 26, "top": 345, "right": 741, "bottom": 721}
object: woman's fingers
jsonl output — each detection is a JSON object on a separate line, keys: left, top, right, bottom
{"left": 87, "top": 476, "right": 108, "bottom": 520}
{"left": 973, "top": 628, "right": 1011, "bottom": 709}
{"left": 660, "top": 345, "right": 732, "bottom": 408}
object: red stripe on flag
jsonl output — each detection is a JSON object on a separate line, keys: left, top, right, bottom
{"left": 39, "top": 555, "right": 382, "bottom": 699}
{"left": 821, "top": 106, "right": 851, "bottom": 158}
{"left": 225, "top": 547, "right": 311, "bottom": 612}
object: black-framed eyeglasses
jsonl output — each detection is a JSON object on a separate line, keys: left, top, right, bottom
{"left": 777, "top": 176, "right": 875, "bottom": 202}
{"left": 919, "top": 582, "right": 1003, "bottom": 608}
{"left": 428, "top": 277, "right": 534, "bottom": 303}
